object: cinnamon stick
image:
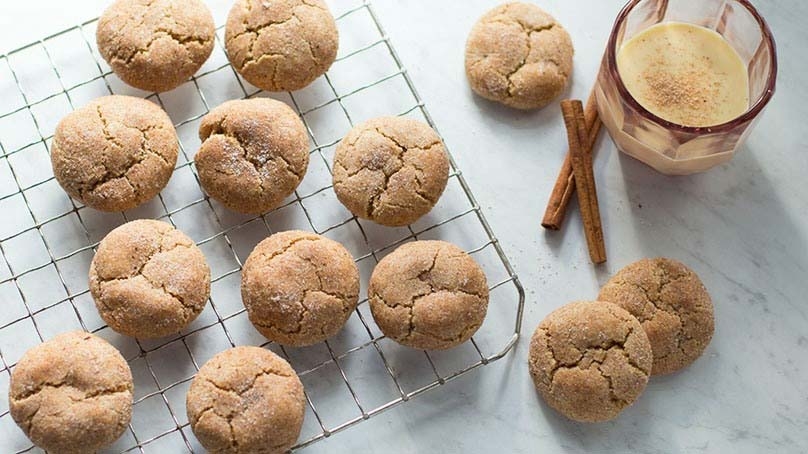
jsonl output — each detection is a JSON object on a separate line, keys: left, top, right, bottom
{"left": 541, "top": 89, "right": 602, "bottom": 230}
{"left": 561, "top": 99, "right": 607, "bottom": 264}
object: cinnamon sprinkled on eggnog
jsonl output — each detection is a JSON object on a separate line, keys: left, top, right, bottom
{"left": 617, "top": 22, "right": 749, "bottom": 127}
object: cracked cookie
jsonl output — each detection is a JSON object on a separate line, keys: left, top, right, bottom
{"left": 528, "top": 301, "right": 652, "bottom": 422}
{"left": 97, "top": 0, "right": 215, "bottom": 92}
{"left": 187, "top": 346, "right": 305, "bottom": 454}
{"left": 195, "top": 98, "right": 309, "bottom": 214}
{"left": 9, "top": 331, "right": 133, "bottom": 454}
{"left": 90, "top": 219, "right": 211, "bottom": 338}
{"left": 598, "top": 258, "right": 714, "bottom": 375}
{"left": 51, "top": 95, "right": 178, "bottom": 212}
{"left": 241, "top": 230, "right": 360, "bottom": 346}
{"left": 333, "top": 116, "right": 450, "bottom": 227}
{"left": 465, "top": 2, "right": 573, "bottom": 109}
{"left": 369, "top": 240, "right": 489, "bottom": 350}
{"left": 225, "top": 0, "right": 339, "bottom": 92}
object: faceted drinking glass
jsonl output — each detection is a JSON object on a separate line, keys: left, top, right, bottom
{"left": 596, "top": 0, "right": 777, "bottom": 175}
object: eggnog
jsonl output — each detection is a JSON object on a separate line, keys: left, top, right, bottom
{"left": 616, "top": 22, "right": 749, "bottom": 127}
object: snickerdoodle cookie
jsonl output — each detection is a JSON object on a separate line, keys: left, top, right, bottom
{"left": 97, "top": 0, "right": 215, "bottom": 92}
{"left": 241, "top": 230, "right": 360, "bottom": 346}
{"left": 333, "top": 117, "right": 450, "bottom": 227}
{"left": 9, "top": 331, "right": 133, "bottom": 454}
{"left": 225, "top": 0, "right": 339, "bottom": 91}
{"left": 187, "top": 346, "right": 305, "bottom": 454}
{"left": 90, "top": 219, "right": 210, "bottom": 338}
{"left": 51, "top": 95, "right": 178, "bottom": 212}
{"left": 528, "top": 301, "right": 652, "bottom": 422}
{"left": 369, "top": 240, "right": 489, "bottom": 350}
{"left": 598, "top": 258, "right": 714, "bottom": 375}
{"left": 465, "top": 2, "right": 573, "bottom": 109}
{"left": 195, "top": 98, "right": 309, "bottom": 214}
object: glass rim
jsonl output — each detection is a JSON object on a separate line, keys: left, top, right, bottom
{"left": 606, "top": 0, "right": 778, "bottom": 134}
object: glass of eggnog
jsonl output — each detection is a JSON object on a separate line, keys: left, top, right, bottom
{"left": 596, "top": 0, "right": 777, "bottom": 175}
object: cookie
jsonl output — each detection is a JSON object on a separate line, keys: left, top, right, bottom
{"left": 9, "top": 331, "right": 133, "bottom": 454}
{"left": 368, "top": 240, "right": 489, "bottom": 350}
{"left": 195, "top": 98, "right": 310, "bottom": 214}
{"left": 598, "top": 258, "right": 715, "bottom": 375}
{"left": 528, "top": 301, "right": 652, "bottom": 422}
{"left": 97, "top": 0, "right": 215, "bottom": 92}
{"left": 465, "top": 2, "right": 573, "bottom": 109}
{"left": 333, "top": 116, "right": 450, "bottom": 227}
{"left": 241, "top": 230, "right": 360, "bottom": 346}
{"left": 186, "top": 346, "right": 305, "bottom": 454}
{"left": 225, "top": 0, "right": 339, "bottom": 91}
{"left": 50, "top": 95, "right": 178, "bottom": 212}
{"left": 90, "top": 219, "right": 211, "bottom": 338}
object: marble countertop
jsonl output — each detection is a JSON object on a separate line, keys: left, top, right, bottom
{"left": 2, "top": 1, "right": 805, "bottom": 453}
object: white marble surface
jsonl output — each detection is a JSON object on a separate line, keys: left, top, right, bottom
{"left": 2, "top": 1, "right": 806, "bottom": 453}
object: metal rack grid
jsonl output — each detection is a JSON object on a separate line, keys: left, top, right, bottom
{"left": 0, "top": 1, "right": 525, "bottom": 452}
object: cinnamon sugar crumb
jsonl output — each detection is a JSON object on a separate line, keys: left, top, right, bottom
{"left": 641, "top": 60, "right": 723, "bottom": 126}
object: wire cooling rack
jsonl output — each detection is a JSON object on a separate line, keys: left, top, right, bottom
{"left": 0, "top": 1, "right": 525, "bottom": 452}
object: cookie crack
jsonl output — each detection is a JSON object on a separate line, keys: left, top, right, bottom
{"left": 207, "top": 132, "right": 267, "bottom": 195}
{"left": 82, "top": 105, "right": 167, "bottom": 198}
{"left": 113, "top": 2, "right": 213, "bottom": 66}
{"left": 205, "top": 113, "right": 304, "bottom": 185}
{"left": 230, "top": 1, "right": 320, "bottom": 70}
{"left": 141, "top": 271, "right": 198, "bottom": 318}
{"left": 12, "top": 381, "right": 131, "bottom": 403}
{"left": 545, "top": 307, "right": 649, "bottom": 383}
{"left": 484, "top": 15, "right": 558, "bottom": 98}
{"left": 254, "top": 235, "right": 320, "bottom": 266}
{"left": 611, "top": 267, "right": 693, "bottom": 358}
{"left": 116, "top": 29, "right": 211, "bottom": 65}
{"left": 96, "top": 240, "right": 197, "bottom": 324}
{"left": 297, "top": 253, "right": 355, "bottom": 303}
{"left": 372, "top": 246, "right": 484, "bottom": 345}
{"left": 362, "top": 127, "right": 441, "bottom": 217}
{"left": 96, "top": 236, "right": 193, "bottom": 285}
{"left": 202, "top": 365, "right": 292, "bottom": 397}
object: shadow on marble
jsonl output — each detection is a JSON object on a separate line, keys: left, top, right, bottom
{"left": 468, "top": 86, "right": 568, "bottom": 131}
{"left": 616, "top": 143, "right": 808, "bottom": 272}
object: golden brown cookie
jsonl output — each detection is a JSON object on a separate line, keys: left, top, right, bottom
{"left": 241, "top": 230, "right": 360, "bottom": 346}
{"left": 332, "top": 117, "right": 450, "bottom": 227}
{"left": 528, "top": 301, "right": 652, "bottom": 422}
{"left": 465, "top": 2, "right": 573, "bottom": 109}
{"left": 9, "top": 331, "right": 133, "bottom": 454}
{"left": 195, "top": 98, "right": 310, "bottom": 214}
{"left": 598, "top": 258, "right": 715, "bottom": 375}
{"left": 97, "top": 0, "right": 215, "bottom": 92}
{"left": 50, "top": 95, "right": 178, "bottom": 212}
{"left": 89, "top": 219, "right": 211, "bottom": 338}
{"left": 225, "top": 0, "right": 339, "bottom": 91}
{"left": 368, "top": 240, "right": 489, "bottom": 350}
{"left": 186, "top": 346, "right": 305, "bottom": 454}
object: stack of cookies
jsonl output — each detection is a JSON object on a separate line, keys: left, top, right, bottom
{"left": 528, "top": 258, "right": 715, "bottom": 422}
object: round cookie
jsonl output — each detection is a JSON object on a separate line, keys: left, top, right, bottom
{"left": 51, "top": 95, "right": 178, "bottom": 212}
{"left": 465, "top": 2, "right": 573, "bottom": 109}
{"left": 90, "top": 219, "right": 211, "bottom": 338}
{"left": 225, "top": 0, "right": 339, "bottom": 91}
{"left": 186, "top": 346, "right": 305, "bottom": 454}
{"left": 241, "top": 230, "right": 360, "bottom": 346}
{"left": 598, "top": 258, "right": 715, "bottom": 375}
{"left": 195, "top": 98, "right": 310, "bottom": 214}
{"left": 97, "top": 0, "right": 215, "bottom": 92}
{"left": 333, "top": 116, "right": 450, "bottom": 227}
{"left": 9, "top": 331, "right": 133, "bottom": 454}
{"left": 368, "top": 240, "right": 489, "bottom": 350}
{"left": 528, "top": 301, "right": 652, "bottom": 422}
